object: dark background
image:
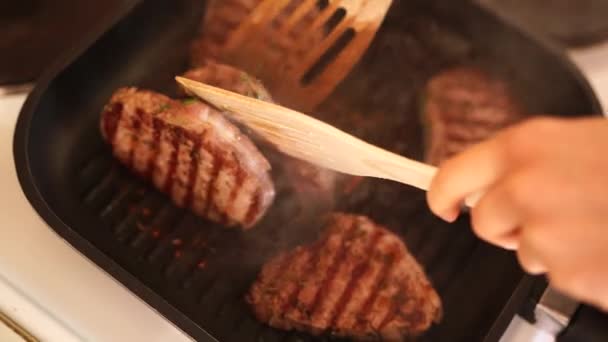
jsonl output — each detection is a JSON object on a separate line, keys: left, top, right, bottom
{"left": 0, "top": 0, "right": 123, "bottom": 84}
{"left": 478, "top": 0, "right": 608, "bottom": 46}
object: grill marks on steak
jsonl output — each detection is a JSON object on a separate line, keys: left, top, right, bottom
{"left": 100, "top": 87, "right": 274, "bottom": 228}
{"left": 181, "top": 60, "right": 339, "bottom": 204}
{"left": 422, "top": 66, "right": 525, "bottom": 166}
{"left": 247, "top": 213, "right": 442, "bottom": 340}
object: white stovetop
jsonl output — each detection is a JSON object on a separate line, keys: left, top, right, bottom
{"left": 1, "top": 44, "right": 608, "bottom": 342}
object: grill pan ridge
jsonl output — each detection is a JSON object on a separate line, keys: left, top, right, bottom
{"left": 13, "top": 0, "right": 602, "bottom": 341}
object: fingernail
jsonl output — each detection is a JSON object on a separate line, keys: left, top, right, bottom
{"left": 503, "top": 240, "right": 519, "bottom": 251}
{"left": 441, "top": 209, "right": 459, "bottom": 223}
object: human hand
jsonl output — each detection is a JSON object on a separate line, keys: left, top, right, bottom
{"left": 427, "top": 116, "right": 608, "bottom": 310}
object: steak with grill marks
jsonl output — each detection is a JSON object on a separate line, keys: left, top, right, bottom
{"left": 180, "top": 59, "right": 273, "bottom": 102}
{"left": 181, "top": 60, "right": 339, "bottom": 203}
{"left": 422, "top": 66, "right": 525, "bottom": 166}
{"left": 100, "top": 87, "right": 274, "bottom": 229}
{"left": 247, "top": 213, "right": 442, "bottom": 340}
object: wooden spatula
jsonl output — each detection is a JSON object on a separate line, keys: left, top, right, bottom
{"left": 216, "top": 0, "right": 393, "bottom": 112}
{"left": 177, "top": 77, "right": 447, "bottom": 193}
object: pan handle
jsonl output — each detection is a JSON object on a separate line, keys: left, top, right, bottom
{"left": 534, "top": 287, "right": 579, "bottom": 335}
{"left": 499, "top": 286, "right": 579, "bottom": 342}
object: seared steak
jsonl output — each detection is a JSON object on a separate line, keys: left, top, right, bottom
{"left": 247, "top": 213, "right": 442, "bottom": 340}
{"left": 100, "top": 87, "right": 274, "bottom": 228}
{"left": 422, "top": 66, "right": 524, "bottom": 165}
{"left": 181, "top": 60, "right": 338, "bottom": 201}
{"left": 190, "top": 0, "right": 259, "bottom": 65}
{"left": 181, "top": 60, "right": 273, "bottom": 102}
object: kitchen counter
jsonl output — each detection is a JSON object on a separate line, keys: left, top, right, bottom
{"left": 0, "top": 44, "right": 607, "bottom": 341}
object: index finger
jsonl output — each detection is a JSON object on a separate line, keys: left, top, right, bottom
{"left": 427, "top": 135, "right": 509, "bottom": 221}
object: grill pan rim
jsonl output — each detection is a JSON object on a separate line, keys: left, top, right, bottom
{"left": 12, "top": 1, "right": 604, "bottom": 341}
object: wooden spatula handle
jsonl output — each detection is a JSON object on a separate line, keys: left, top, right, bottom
{"left": 361, "top": 145, "right": 479, "bottom": 208}
{"left": 362, "top": 148, "right": 438, "bottom": 191}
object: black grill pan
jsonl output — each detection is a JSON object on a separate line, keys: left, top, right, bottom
{"left": 14, "top": 0, "right": 603, "bottom": 341}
